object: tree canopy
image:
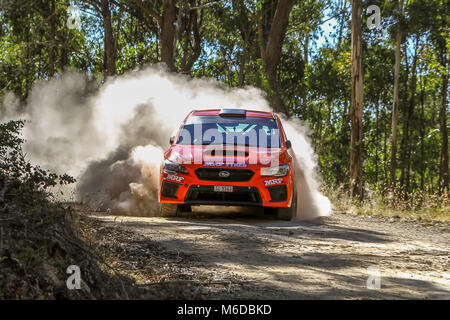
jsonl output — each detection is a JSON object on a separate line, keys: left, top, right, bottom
{"left": 0, "top": 0, "right": 448, "bottom": 202}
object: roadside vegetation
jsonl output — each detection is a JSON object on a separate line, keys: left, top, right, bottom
{"left": 324, "top": 184, "right": 449, "bottom": 224}
{"left": 0, "top": 120, "right": 135, "bottom": 299}
{"left": 1, "top": 0, "right": 448, "bottom": 216}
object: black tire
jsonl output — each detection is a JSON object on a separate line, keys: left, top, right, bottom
{"left": 275, "top": 185, "right": 297, "bottom": 221}
{"left": 179, "top": 205, "right": 192, "bottom": 213}
{"left": 263, "top": 207, "right": 276, "bottom": 215}
{"left": 254, "top": 206, "right": 265, "bottom": 217}
{"left": 160, "top": 203, "right": 180, "bottom": 217}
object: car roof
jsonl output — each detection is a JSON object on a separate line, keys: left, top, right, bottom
{"left": 191, "top": 109, "right": 274, "bottom": 118}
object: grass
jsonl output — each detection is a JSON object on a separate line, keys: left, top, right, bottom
{"left": 323, "top": 184, "right": 450, "bottom": 224}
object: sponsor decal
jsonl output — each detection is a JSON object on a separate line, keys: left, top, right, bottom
{"left": 264, "top": 178, "right": 283, "bottom": 186}
{"left": 203, "top": 162, "right": 248, "bottom": 168}
{"left": 166, "top": 174, "right": 184, "bottom": 182}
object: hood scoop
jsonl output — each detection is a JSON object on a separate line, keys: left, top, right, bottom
{"left": 204, "top": 149, "right": 249, "bottom": 157}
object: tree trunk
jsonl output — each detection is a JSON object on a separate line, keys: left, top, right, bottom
{"left": 383, "top": 106, "right": 388, "bottom": 184}
{"left": 302, "top": 33, "right": 309, "bottom": 114}
{"left": 102, "top": 0, "right": 116, "bottom": 77}
{"left": 403, "top": 36, "right": 419, "bottom": 193}
{"left": 399, "top": 43, "right": 409, "bottom": 189}
{"left": 258, "top": 0, "right": 294, "bottom": 116}
{"left": 390, "top": 0, "right": 404, "bottom": 188}
{"left": 48, "top": 0, "right": 56, "bottom": 77}
{"left": 60, "top": 30, "right": 68, "bottom": 71}
{"left": 350, "top": 0, "right": 363, "bottom": 199}
{"left": 180, "top": 7, "right": 202, "bottom": 74}
{"left": 440, "top": 55, "right": 449, "bottom": 194}
{"left": 337, "top": 0, "right": 349, "bottom": 47}
{"left": 419, "top": 75, "right": 426, "bottom": 190}
{"left": 161, "top": 0, "right": 176, "bottom": 71}
{"left": 303, "top": 33, "right": 309, "bottom": 66}
{"left": 375, "top": 94, "right": 380, "bottom": 183}
{"left": 237, "top": 47, "right": 246, "bottom": 87}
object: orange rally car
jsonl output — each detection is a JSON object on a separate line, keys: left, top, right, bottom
{"left": 158, "top": 108, "right": 297, "bottom": 220}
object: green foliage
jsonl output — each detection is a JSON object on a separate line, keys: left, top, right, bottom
{"left": 0, "top": 0, "right": 448, "bottom": 204}
{"left": 0, "top": 120, "right": 75, "bottom": 211}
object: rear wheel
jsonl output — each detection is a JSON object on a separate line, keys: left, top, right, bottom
{"left": 275, "top": 185, "right": 297, "bottom": 221}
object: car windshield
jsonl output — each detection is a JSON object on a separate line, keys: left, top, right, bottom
{"left": 176, "top": 115, "right": 281, "bottom": 148}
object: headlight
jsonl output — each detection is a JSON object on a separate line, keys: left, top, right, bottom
{"left": 260, "top": 164, "right": 289, "bottom": 177}
{"left": 163, "top": 160, "right": 188, "bottom": 174}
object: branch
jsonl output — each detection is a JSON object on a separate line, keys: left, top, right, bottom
{"left": 188, "top": 0, "right": 222, "bottom": 11}
{"left": 80, "top": 0, "right": 102, "bottom": 15}
{"left": 112, "top": 0, "right": 158, "bottom": 34}
{"left": 184, "top": 17, "right": 202, "bottom": 72}
{"left": 263, "top": 0, "right": 294, "bottom": 73}
{"left": 132, "top": 0, "right": 162, "bottom": 25}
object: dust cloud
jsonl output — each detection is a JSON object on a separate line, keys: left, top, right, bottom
{"left": 0, "top": 65, "right": 330, "bottom": 219}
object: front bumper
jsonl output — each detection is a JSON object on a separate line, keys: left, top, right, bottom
{"left": 159, "top": 165, "right": 294, "bottom": 207}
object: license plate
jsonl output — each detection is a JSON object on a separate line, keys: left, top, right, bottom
{"left": 214, "top": 186, "right": 233, "bottom": 192}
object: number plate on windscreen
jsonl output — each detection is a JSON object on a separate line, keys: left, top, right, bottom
{"left": 214, "top": 186, "right": 233, "bottom": 192}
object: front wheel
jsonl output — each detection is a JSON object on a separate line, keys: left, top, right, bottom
{"left": 160, "top": 203, "right": 180, "bottom": 217}
{"left": 275, "top": 185, "right": 297, "bottom": 221}
{"left": 160, "top": 204, "right": 192, "bottom": 217}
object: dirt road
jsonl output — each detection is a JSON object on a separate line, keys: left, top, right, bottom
{"left": 88, "top": 207, "right": 450, "bottom": 299}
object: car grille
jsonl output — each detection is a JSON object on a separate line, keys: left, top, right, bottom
{"left": 194, "top": 168, "right": 254, "bottom": 182}
{"left": 185, "top": 185, "right": 261, "bottom": 206}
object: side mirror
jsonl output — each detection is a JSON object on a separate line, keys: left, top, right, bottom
{"left": 285, "top": 140, "right": 292, "bottom": 149}
{"left": 169, "top": 136, "right": 175, "bottom": 145}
